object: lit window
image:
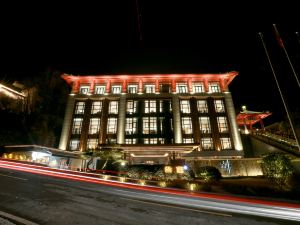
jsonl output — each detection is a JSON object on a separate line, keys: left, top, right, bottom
{"left": 145, "top": 100, "right": 156, "bottom": 113}
{"left": 91, "top": 101, "right": 102, "bottom": 114}
{"left": 72, "top": 118, "right": 83, "bottom": 134}
{"left": 111, "top": 85, "right": 122, "bottom": 94}
{"left": 193, "top": 83, "right": 204, "bottom": 93}
{"left": 128, "top": 85, "right": 138, "bottom": 94}
{"left": 79, "top": 85, "right": 90, "bottom": 94}
{"left": 109, "top": 101, "right": 119, "bottom": 114}
{"left": 125, "top": 139, "right": 137, "bottom": 144}
{"left": 208, "top": 82, "right": 220, "bottom": 93}
{"left": 180, "top": 100, "right": 190, "bottom": 113}
{"left": 89, "top": 118, "right": 100, "bottom": 134}
{"left": 176, "top": 83, "right": 188, "bottom": 93}
{"left": 202, "top": 138, "right": 213, "bottom": 150}
{"left": 87, "top": 139, "right": 98, "bottom": 149}
{"left": 181, "top": 117, "right": 193, "bottom": 134}
{"left": 220, "top": 138, "right": 232, "bottom": 149}
{"left": 94, "top": 85, "right": 106, "bottom": 94}
{"left": 144, "top": 138, "right": 157, "bottom": 144}
{"left": 107, "top": 118, "right": 118, "bottom": 134}
{"left": 75, "top": 102, "right": 85, "bottom": 114}
{"left": 145, "top": 84, "right": 155, "bottom": 93}
{"left": 158, "top": 138, "right": 164, "bottom": 144}
{"left": 199, "top": 117, "right": 211, "bottom": 133}
{"left": 214, "top": 100, "right": 225, "bottom": 113}
{"left": 159, "top": 100, "right": 172, "bottom": 113}
{"left": 143, "top": 117, "right": 157, "bottom": 134}
{"left": 69, "top": 139, "right": 80, "bottom": 151}
{"left": 197, "top": 100, "right": 208, "bottom": 113}
{"left": 126, "top": 100, "right": 138, "bottom": 114}
{"left": 217, "top": 117, "right": 228, "bottom": 133}
{"left": 125, "top": 118, "right": 137, "bottom": 134}
{"left": 183, "top": 138, "right": 194, "bottom": 143}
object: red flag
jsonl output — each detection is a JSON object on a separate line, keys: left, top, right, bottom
{"left": 273, "top": 24, "right": 284, "bottom": 48}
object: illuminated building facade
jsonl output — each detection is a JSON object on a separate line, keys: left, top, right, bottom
{"left": 59, "top": 72, "right": 243, "bottom": 164}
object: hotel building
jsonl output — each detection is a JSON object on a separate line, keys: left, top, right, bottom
{"left": 59, "top": 72, "right": 243, "bottom": 164}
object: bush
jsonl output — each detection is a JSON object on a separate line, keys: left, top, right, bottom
{"left": 126, "top": 165, "right": 164, "bottom": 180}
{"left": 195, "top": 166, "right": 222, "bottom": 182}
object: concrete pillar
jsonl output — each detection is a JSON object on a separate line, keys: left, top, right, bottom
{"left": 172, "top": 94, "right": 182, "bottom": 143}
{"left": 117, "top": 95, "right": 126, "bottom": 144}
{"left": 59, "top": 95, "right": 75, "bottom": 150}
{"left": 224, "top": 92, "right": 243, "bottom": 151}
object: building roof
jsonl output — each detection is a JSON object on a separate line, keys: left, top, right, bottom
{"left": 236, "top": 110, "right": 272, "bottom": 126}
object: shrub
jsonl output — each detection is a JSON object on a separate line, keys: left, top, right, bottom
{"left": 195, "top": 166, "right": 222, "bottom": 182}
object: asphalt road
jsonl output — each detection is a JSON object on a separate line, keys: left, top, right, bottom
{"left": 0, "top": 167, "right": 298, "bottom": 225}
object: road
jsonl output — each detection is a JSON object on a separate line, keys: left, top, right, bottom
{"left": 0, "top": 164, "right": 299, "bottom": 225}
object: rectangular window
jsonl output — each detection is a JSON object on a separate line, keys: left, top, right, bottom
{"left": 220, "top": 138, "right": 232, "bottom": 149}
{"left": 89, "top": 118, "right": 101, "bottom": 134}
{"left": 144, "top": 138, "right": 157, "bottom": 144}
{"left": 143, "top": 117, "right": 157, "bottom": 134}
{"left": 125, "top": 118, "right": 137, "bottom": 135}
{"left": 158, "top": 138, "right": 164, "bottom": 144}
{"left": 159, "top": 100, "right": 172, "bottom": 113}
{"left": 199, "top": 117, "right": 211, "bottom": 133}
{"left": 111, "top": 85, "right": 122, "bottom": 94}
{"left": 72, "top": 118, "right": 83, "bottom": 134}
{"left": 125, "top": 139, "right": 137, "bottom": 144}
{"left": 176, "top": 83, "right": 188, "bottom": 93}
{"left": 106, "top": 138, "right": 116, "bottom": 144}
{"left": 69, "top": 139, "right": 80, "bottom": 151}
{"left": 202, "top": 138, "right": 213, "bottom": 150}
{"left": 75, "top": 102, "right": 85, "bottom": 114}
{"left": 91, "top": 101, "right": 102, "bottom": 114}
{"left": 180, "top": 100, "right": 190, "bottom": 113}
{"left": 183, "top": 138, "right": 194, "bottom": 143}
{"left": 109, "top": 101, "right": 119, "bottom": 114}
{"left": 94, "top": 85, "right": 106, "bottom": 94}
{"left": 145, "top": 100, "right": 156, "bottom": 113}
{"left": 193, "top": 83, "right": 204, "bottom": 93}
{"left": 181, "top": 117, "right": 192, "bottom": 134}
{"left": 87, "top": 139, "right": 98, "bottom": 149}
{"left": 107, "top": 118, "right": 118, "bottom": 134}
{"left": 128, "top": 84, "right": 138, "bottom": 94}
{"left": 217, "top": 117, "right": 228, "bottom": 133}
{"left": 145, "top": 84, "right": 155, "bottom": 93}
{"left": 209, "top": 82, "right": 220, "bottom": 93}
{"left": 214, "top": 99, "right": 225, "bottom": 113}
{"left": 79, "top": 85, "right": 90, "bottom": 94}
{"left": 126, "top": 100, "right": 138, "bottom": 114}
{"left": 197, "top": 100, "right": 208, "bottom": 113}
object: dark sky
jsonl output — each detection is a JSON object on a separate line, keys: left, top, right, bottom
{"left": 1, "top": 1, "right": 299, "bottom": 125}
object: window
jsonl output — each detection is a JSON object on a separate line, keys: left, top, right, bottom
{"left": 220, "top": 138, "right": 232, "bottom": 149}
{"left": 91, "top": 101, "right": 102, "bottom": 114}
{"left": 87, "top": 139, "right": 98, "bottom": 149}
{"left": 193, "top": 83, "right": 204, "bottom": 93}
{"left": 126, "top": 100, "right": 137, "bottom": 114}
{"left": 214, "top": 100, "right": 225, "bottom": 113}
{"left": 217, "top": 117, "right": 228, "bottom": 133}
{"left": 158, "top": 138, "right": 164, "bottom": 144}
{"left": 94, "top": 85, "right": 106, "bottom": 94}
{"left": 111, "top": 85, "right": 122, "bottom": 94}
{"left": 106, "top": 138, "right": 116, "bottom": 144}
{"left": 75, "top": 102, "right": 85, "bottom": 114}
{"left": 128, "top": 85, "right": 138, "bottom": 94}
{"left": 199, "top": 117, "right": 211, "bottom": 133}
{"left": 143, "top": 117, "right": 157, "bottom": 134}
{"left": 145, "top": 100, "right": 156, "bottom": 113}
{"left": 72, "top": 118, "right": 83, "bottom": 134}
{"left": 69, "top": 139, "right": 80, "bottom": 151}
{"left": 125, "top": 118, "right": 137, "bottom": 134}
{"left": 197, "top": 100, "right": 208, "bottom": 113}
{"left": 183, "top": 138, "right": 194, "bottom": 143}
{"left": 202, "top": 138, "right": 213, "bottom": 150}
{"left": 176, "top": 83, "right": 188, "bottom": 93}
{"left": 181, "top": 117, "right": 193, "bottom": 134}
{"left": 109, "top": 101, "right": 118, "bottom": 114}
{"left": 145, "top": 84, "right": 155, "bottom": 93}
{"left": 144, "top": 138, "right": 157, "bottom": 144}
{"left": 209, "top": 82, "right": 220, "bottom": 93}
{"left": 107, "top": 118, "right": 118, "bottom": 134}
{"left": 180, "top": 100, "right": 190, "bottom": 113}
{"left": 79, "top": 85, "right": 90, "bottom": 94}
{"left": 89, "top": 118, "right": 100, "bottom": 134}
{"left": 159, "top": 100, "right": 172, "bottom": 112}
{"left": 125, "top": 139, "right": 137, "bottom": 144}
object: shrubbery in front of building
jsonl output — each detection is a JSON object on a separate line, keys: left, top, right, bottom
{"left": 194, "top": 166, "right": 222, "bottom": 182}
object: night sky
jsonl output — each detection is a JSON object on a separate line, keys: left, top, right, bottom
{"left": 1, "top": 1, "right": 299, "bottom": 125}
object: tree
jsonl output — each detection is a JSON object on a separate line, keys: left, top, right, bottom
{"left": 261, "top": 152, "right": 294, "bottom": 190}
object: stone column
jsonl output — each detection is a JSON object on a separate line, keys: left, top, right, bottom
{"left": 172, "top": 94, "right": 182, "bottom": 144}
{"left": 117, "top": 95, "right": 126, "bottom": 144}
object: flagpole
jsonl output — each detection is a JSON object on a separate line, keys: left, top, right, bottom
{"left": 273, "top": 24, "right": 300, "bottom": 88}
{"left": 296, "top": 32, "right": 300, "bottom": 44}
{"left": 259, "top": 32, "right": 300, "bottom": 151}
